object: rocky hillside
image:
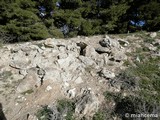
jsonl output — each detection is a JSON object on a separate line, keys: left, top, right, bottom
{"left": 0, "top": 32, "right": 160, "bottom": 120}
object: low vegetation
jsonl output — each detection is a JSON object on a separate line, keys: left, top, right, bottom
{"left": 35, "top": 33, "right": 160, "bottom": 119}
{"left": 36, "top": 99, "right": 75, "bottom": 120}
{"left": 94, "top": 37, "right": 160, "bottom": 119}
{"left": 36, "top": 106, "right": 53, "bottom": 120}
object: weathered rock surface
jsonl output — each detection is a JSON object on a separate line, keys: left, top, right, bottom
{"left": 150, "top": 32, "right": 157, "bottom": 38}
{"left": 99, "top": 68, "right": 115, "bottom": 79}
{"left": 75, "top": 90, "right": 100, "bottom": 118}
{"left": 0, "top": 35, "right": 130, "bottom": 120}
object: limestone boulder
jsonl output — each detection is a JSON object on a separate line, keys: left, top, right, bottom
{"left": 99, "top": 68, "right": 115, "bottom": 79}
{"left": 43, "top": 67, "right": 62, "bottom": 82}
{"left": 95, "top": 47, "right": 111, "bottom": 55}
{"left": 83, "top": 45, "right": 97, "bottom": 59}
{"left": 150, "top": 32, "right": 157, "bottom": 38}
{"left": 75, "top": 90, "right": 99, "bottom": 118}
{"left": 99, "top": 37, "right": 121, "bottom": 49}
{"left": 16, "top": 68, "right": 40, "bottom": 93}
{"left": 44, "top": 38, "right": 57, "bottom": 48}
{"left": 78, "top": 56, "right": 96, "bottom": 67}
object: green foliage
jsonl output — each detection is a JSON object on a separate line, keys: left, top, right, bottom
{"left": 80, "top": 20, "right": 95, "bottom": 35}
{"left": 98, "top": 42, "right": 160, "bottom": 119}
{"left": 0, "top": 0, "right": 160, "bottom": 42}
{"left": 61, "top": 0, "right": 82, "bottom": 9}
{"left": 57, "top": 99, "right": 75, "bottom": 120}
{"left": 49, "top": 28, "right": 64, "bottom": 38}
{"left": 0, "top": 0, "right": 49, "bottom": 42}
{"left": 139, "top": 1, "right": 160, "bottom": 31}
{"left": 106, "top": 4, "right": 130, "bottom": 32}
{"left": 30, "top": 23, "right": 49, "bottom": 40}
{"left": 68, "top": 31, "right": 78, "bottom": 37}
{"left": 36, "top": 106, "right": 53, "bottom": 120}
{"left": 36, "top": 99, "right": 75, "bottom": 120}
{"left": 93, "top": 111, "right": 105, "bottom": 120}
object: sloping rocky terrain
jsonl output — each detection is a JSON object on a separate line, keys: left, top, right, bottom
{"left": 0, "top": 32, "right": 159, "bottom": 120}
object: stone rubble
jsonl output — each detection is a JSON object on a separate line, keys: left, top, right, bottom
{"left": 0, "top": 35, "right": 132, "bottom": 119}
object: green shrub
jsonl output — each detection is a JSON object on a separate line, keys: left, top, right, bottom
{"left": 36, "top": 106, "right": 53, "bottom": 120}
{"left": 93, "top": 111, "right": 105, "bottom": 120}
{"left": 57, "top": 99, "right": 75, "bottom": 120}
{"left": 80, "top": 20, "right": 95, "bottom": 36}
{"left": 49, "top": 28, "right": 64, "bottom": 38}
{"left": 68, "top": 31, "right": 78, "bottom": 37}
{"left": 99, "top": 55, "right": 160, "bottom": 119}
{"left": 30, "top": 23, "right": 50, "bottom": 40}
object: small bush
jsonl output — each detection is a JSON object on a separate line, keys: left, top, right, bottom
{"left": 93, "top": 111, "right": 105, "bottom": 120}
{"left": 49, "top": 28, "right": 64, "bottom": 38}
{"left": 57, "top": 99, "right": 75, "bottom": 120}
{"left": 68, "top": 31, "right": 78, "bottom": 37}
{"left": 79, "top": 20, "right": 95, "bottom": 36}
{"left": 36, "top": 106, "right": 53, "bottom": 120}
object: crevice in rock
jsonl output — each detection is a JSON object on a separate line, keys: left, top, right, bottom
{"left": 77, "top": 42, "right": 87, "bottom": 56}
{"left": 95, "top": 49, "right": 111, "bottom": 55}
{"left": 109, "top": 58, "right": 121, "bottom": 63}
{"left": 109, "top": 58, "right": 115, "bottom": 61}
{"left": 115, "top": 60, "right": 121, "bottom": 63}
{"left": 57, "top": 45, "right": 65, "bottom": 47}
{"left": 36, "top": 66, "right": 45, "bottom": 86}
{"left": 40, "top": 73, "right": 45, "bottom": 86}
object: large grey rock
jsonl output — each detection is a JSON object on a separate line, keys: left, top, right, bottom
{"left": 99, "top": 68, "right": 115, "bottom": 79}
{"left": 10, "top": 51, "right": 31, "bottom": 69}
{"left": 99, "top": 37, "right": 121, "bottom": 49}
{"left": 10, "top": 61, "right": 30, "bottom": 69}
{"left": 17, "top": 68, "right": 40, "bottom": 93}
{"left": 44, "top": 38, "right": 57, "bottom": 48}
{"left": 43, "top": 67, "right": 62, "bottom": 82}
{"left": 66, "top": 88, "right": 76, "bottom": 98}
{"left": 75, "top": 90, "right": 99, "bottom": 117}
{"left": 95, "top": 47, "right": 111, "bottom": 54}
{"left": 75, "top": 76, "right": 83, "bottom": 84}
{"left": 95, "top": 57, "right": 105, "bottom": 67}
{"left": 111, "top": 48, "right": 127, "bottom": 62}
{"left": 19, "top": 69, "right": 28, "bottom": 76}
{"left": 44, "top": 38, "right": 67, "bottom": 49}
{"left": 57, "top": 52, "right": 68, "bottom": 59}
{"left": 57, "top": 54, "right": 75, "bottom": 69}
{"left": 21, "top": 45, "right": 39, "bottom": 53}
{"left": 79, "top": 56, "right": 96, "bottom": 67}
{"left": 83, "top": 45, "right": 97, "bottom": 58}
{"left": 60, "top": 71, "right": 73, "bottom": 82}
{"left": 150, "top": 32, "right": 157, "bottom": 38}
{"left": 99, "top": 38, "right": 111, "bottom": 48}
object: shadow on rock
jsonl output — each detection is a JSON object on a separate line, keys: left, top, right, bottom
{"left": 0, "top": 103, "right": 7, "bottom": 120}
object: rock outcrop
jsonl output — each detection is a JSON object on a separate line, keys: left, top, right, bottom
{"left": 0, "top": 35, "right": 130, "bottom": 119}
